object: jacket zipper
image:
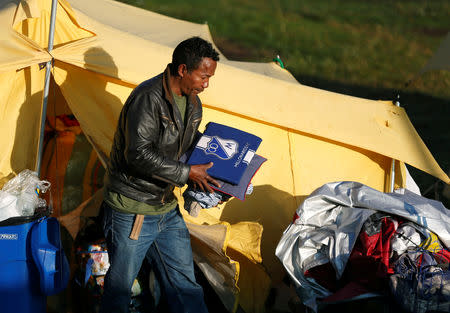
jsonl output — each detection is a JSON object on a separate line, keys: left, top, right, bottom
{"left": 177, "top": 109, "right": 198, "bottom": 159}
{"left": 161, "top": 192, "right": 166, "bottom": 205}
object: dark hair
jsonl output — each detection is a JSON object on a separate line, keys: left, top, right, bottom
{"left": 171, "top": 37, "right": 219, "bottom": 75}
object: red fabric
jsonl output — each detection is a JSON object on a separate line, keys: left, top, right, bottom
{"left": 431, "top": 249, "right": 450, "bottom": 265}
{"left": 304, "top": 216, "right": 450, "bottom": 305}
{"left": 304, "top": 263, "right": 337, "bottom": 292}
{"left": 357, "top": 217, "right": 398, "bottom": 274}
{"left": 292, "top": 212, "right": 300, "bottom": 224}
{"left": 306, "top": 216, "right": 402, "bottom": 303}
{"left": 345, "top": 217, "right": 398, "bottom": 288}
{"left": 59, "top": 114, "right": 80, "bottom": 127}
{"left": 321, "top": 281, "right": 371, "bottom": 303}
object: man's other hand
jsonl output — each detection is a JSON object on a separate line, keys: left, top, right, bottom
{"left": 188, "top": 162, "right": 220, "bottom": 193}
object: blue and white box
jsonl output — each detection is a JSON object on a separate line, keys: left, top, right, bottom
{"left": 187, "top": 122, "right": 262, "bottom": 185}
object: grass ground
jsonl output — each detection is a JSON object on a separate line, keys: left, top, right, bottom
{"left": 117, "top": 0, "right": 449, "bottom": 97}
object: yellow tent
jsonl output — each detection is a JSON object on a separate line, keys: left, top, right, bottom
{"left": 1, "top": 0, "right": 448, "bottom": 312}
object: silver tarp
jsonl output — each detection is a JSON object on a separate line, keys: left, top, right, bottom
{"left": 275, "top": 181, "right": 450, "bottom": 311}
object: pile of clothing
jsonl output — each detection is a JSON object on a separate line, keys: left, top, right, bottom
{"left": 276, "top": 181, "right": 450, "bottom": 312}
{"left": 72, "top": 219, "right": 152, "bottom": 313}
{"left": 180, "top": 122, "right": 267, "bottom": 217}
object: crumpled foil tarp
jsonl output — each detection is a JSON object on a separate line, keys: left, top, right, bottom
{"left": 275, "top": 181, "right": 450, "bottom": 311}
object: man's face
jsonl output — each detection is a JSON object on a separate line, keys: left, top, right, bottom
{"left": 179, "top": 57, "right": 217, "bottom": 96}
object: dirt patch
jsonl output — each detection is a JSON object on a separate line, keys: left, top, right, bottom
{"left": 416, "top": 27, "right": 449, "bottom": 37}
{"left": 213, "top": 37, "right": 258, "bottom": 61}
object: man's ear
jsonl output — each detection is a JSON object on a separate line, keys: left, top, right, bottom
{"left": 178, "top": 64, "right": 187, "bottom": 77}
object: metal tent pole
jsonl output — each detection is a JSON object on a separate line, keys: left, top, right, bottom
{"left": 36, "top": 0, "right": 58, "bottom": 177}
{"left": 389, "top": 95, "right": 401, "bottom": 192}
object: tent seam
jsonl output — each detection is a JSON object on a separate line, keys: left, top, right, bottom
{"left": 287, "top": 129, "right": 297, "bottom": 206}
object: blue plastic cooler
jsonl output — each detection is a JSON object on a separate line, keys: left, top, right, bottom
{"left": 0, "top": 214, "right": 69, "bottom": 313}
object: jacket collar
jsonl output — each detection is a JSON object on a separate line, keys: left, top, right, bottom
{"left": 162, "top": 64, "right": 199, "bottom": 108}
{"left": 162, "top": 64, "right": 201, "bottom": 152}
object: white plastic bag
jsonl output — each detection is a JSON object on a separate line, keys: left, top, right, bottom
{"left": 0, "top": 191, "right": 19, "bottom": 222}
{"left": 1, "top": 169, "right": 51, "bottom": 216}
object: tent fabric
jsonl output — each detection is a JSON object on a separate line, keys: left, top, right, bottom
{"left": 187, "top": 222, "right": 240, "bottom": 312}
{"left": 0, "top": 1, "right": 51, "bottom": 71}
{"left": 20, "top": 0, "right": 450, "bottom": 184}
{"left": 41, "top": 115, "right": 105, "bottom": 217}
{"left": 275, "top": 181, "right": 450, "bottom": 311}
{"left": 12, "top": 0, "right": 95, "bottom": 48}
{"left": 2, "top": 0, "right": 447, "bottom": 183}
{"left": 0, "top": 64, "right": 45, "bottom": 181}
{"left": 68, "top": 0, "right": 299, "bottom": 83}
{"left": 0, "top": 0, "right": 449, "bottom": 311}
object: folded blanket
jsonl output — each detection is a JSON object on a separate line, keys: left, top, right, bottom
{"left": 187, "top": 122, "right": 262, "bottom": 185}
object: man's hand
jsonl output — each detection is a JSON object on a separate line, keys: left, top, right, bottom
{"left": 188, "top": 162, "right": 220, "bottom": 193}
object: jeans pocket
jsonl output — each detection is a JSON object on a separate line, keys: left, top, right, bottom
{"left": 174, "top": 227, "right": 191, "bottom": 240}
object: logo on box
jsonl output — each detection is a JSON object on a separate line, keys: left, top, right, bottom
{"left": 197, "top": 135, "right": 238, "bottom": 160}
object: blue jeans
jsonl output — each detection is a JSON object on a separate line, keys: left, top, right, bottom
{"left": 99, "top": 202, "right": 208, "bottom": 313}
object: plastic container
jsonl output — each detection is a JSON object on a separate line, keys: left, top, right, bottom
{"left": 0, "top": 214, "right": 46, "bottom": 313}
{"left": 31, "top": 217, "right": 70, "bottom": 296}
{"left": 0, "top": 211, "right": 69, "bottom": 313}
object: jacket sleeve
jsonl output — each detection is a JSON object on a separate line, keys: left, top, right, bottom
{"left": 123, "top": 91, "right": 190, "bottom": 187}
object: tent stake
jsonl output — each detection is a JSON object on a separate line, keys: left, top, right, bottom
{"left": 36, "top": 0, "right": 58, "bottom": 177}
{"left": 390, "top": 95, "right": 401, "bottom": 192}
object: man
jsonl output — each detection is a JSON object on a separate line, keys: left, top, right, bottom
{"left": 100, "top": 37, "right": 220, "bottom": 313}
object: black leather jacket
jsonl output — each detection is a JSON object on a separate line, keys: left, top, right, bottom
{"left": 104, "top": 65, "right": 202, "bottom": 205}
